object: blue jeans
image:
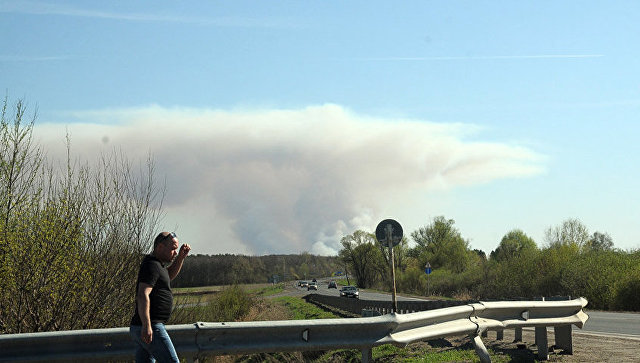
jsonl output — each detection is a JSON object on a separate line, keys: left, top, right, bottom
{"left": 130, "top": 323, "right": 179, "bottom": 363}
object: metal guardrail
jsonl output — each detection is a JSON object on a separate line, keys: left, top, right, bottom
{"left": 305, "top": 293, "right": 475, "bottom": 315}
{"left": 0, "top": 298, "right": 588, "bottom": 363}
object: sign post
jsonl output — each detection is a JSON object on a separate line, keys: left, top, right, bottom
{"left": 424, "top": 262, "right": 432, "bottom": 297}
{"left": 375, "top": 219, "right": 403, "bottom": 313}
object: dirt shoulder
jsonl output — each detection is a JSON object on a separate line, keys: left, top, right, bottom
{"left": 478, "top": 328, "right": 640, "bottom": 362}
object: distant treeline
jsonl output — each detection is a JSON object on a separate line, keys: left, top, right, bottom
{"left": 172, "top": 253, "right": 343, "bottom": 288}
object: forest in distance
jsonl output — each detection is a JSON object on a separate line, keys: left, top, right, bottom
{"left": 172, "top": 253, "right": 343, "bottom": 288}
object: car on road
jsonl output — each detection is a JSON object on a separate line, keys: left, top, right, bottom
{"left": 307, "top": 281, "right": 318, "bottom": 291}
{"left": 328, "top": 280, "right": 337, "bottom": 289}
{"left": 339, "top": 286, "right": 359, "bottom": 298}
{"left": 300, "top": 281, "right": 308, "bottom": 288}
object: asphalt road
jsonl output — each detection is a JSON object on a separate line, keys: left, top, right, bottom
{"left": 297, "top": 280, "right": 640, "bottom": 338}
{"left": 579, "top": 310, "right": 640, "bottom": 337}
{"left": 301, "top": 279, "right": 425, "bottom": 302}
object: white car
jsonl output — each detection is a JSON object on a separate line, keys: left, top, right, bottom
{"left": 339, "top": 286, "right": 359, "bottom": 298}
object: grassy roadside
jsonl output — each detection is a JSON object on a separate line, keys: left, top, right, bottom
{"left": 173, "top": 283, "right": 280, "bottom": 295}
{"left": 173, "top": 285, "right": 224, "bottom": 294}
{"left": 273, "top": 296, "right": 338, "bottom": 320}
{"left": 173, "top": 283, "right": 285, "bottom": 306}
{"left": 171, "top": 284, "right": 286, "bottom": 324}
{"left": 250, "top": 283, "right": 286, "bottom": 296}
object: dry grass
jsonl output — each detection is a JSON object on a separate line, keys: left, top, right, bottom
{"left": 240, "top": 298, "right": 292, "bottom": 322}
{"left": 452, "top": 289, "right": 475, "bottom": 301}
{"left": 202, "top": 297, "right": 304, "bottom": 363}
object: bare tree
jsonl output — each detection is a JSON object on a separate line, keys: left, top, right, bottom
{"left": 544, "top": 218, "right": 590, "bottom": 250}
{"left": 0, "top": 97, "right": 163, "bottom": 333}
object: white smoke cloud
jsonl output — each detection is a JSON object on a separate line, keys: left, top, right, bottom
{"left": 33, "top": 104, "right": 544, "bottom": 256}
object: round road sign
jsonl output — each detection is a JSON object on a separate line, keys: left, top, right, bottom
{"left": 375, "top": 219, "right": 403, "bottom": 247}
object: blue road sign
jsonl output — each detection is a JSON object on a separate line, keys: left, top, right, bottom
{"left": 425, "top": 267, "right": 432, "bottom": 275}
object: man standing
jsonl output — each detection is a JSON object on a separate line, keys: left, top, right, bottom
{"left": 130, "top": 232, "right": 191, "bottom": 362}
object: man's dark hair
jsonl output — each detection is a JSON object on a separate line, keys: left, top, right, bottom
{"left": 154, "top": 232, "right": 170, "bottom": 249}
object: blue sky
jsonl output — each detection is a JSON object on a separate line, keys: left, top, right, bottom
{"left": 2, "top": 1, "right": 639, "bottom": 255}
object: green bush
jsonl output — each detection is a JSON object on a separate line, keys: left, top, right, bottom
{"left": 214, "top": 285, "right": 254, "bottom": 322}
{"left": 613, "top": 265, "right": 640, "bottom": 311}
{"left": 396, "top": 266, "right": 427, "bottom": 295}
{"left": 171, "top": 285, "right": 254, "bottom": 323}
{"left": 421, "top": 268, "right": 481, "bottom": 298}
{"left": 560, "top": 251, "right": 634, "bottom": 309}
{"left": 535, "top": 244, "right": 580, "bottom": 297}
{"left": 482, "top": 249, "right": 543, "bottom": 299}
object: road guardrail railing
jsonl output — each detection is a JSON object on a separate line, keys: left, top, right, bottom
{"left": 305, "top": 293, "right": 474, "bottom": 315}
{"left": 0, "top": 297, "right": 588, "bottom": 362}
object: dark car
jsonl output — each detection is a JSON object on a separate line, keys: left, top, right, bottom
{"left": 328, "top": 280, "right": 337, "bottom": 289}
{"left": 339, "top": 286, "right": 359, "bottom": 298}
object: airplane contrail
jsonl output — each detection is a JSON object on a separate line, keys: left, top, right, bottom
{"left": 0, "top": 55, "right": 71, "bottom": 62}
{"left": 352, "top": 54, "right": 604, "bottom": 61}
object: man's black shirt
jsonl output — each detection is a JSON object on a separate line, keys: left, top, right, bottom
{"left": 131, "top": 254, "right": 173, "bottom": 325}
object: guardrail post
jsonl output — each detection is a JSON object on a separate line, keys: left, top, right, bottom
{"left": 472, "top": 335, "right": 492, "bottom": 363}
{"left": 535, "top": 327, "right": 549, "bottom": 360}
{"left": 554, "top": 325, "right": 573, "bottom": 354}
{"left": 362, "top": 347, "right": 372, "bottom": 363}
{"left": 514, "top": 327, "right": 522, "bottom": 342}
